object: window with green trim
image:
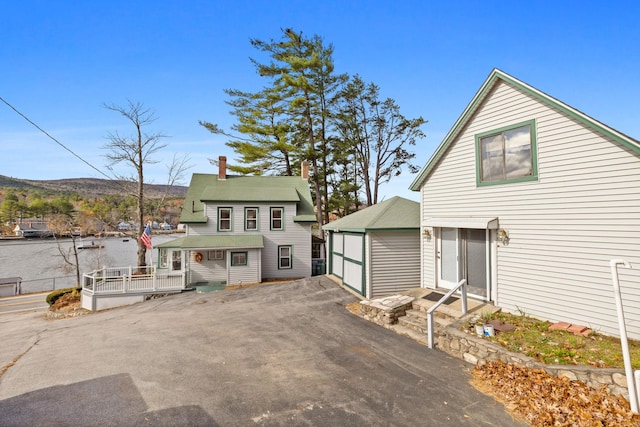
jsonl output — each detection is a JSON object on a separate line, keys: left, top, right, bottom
{"left": 245, "top": 207, "right": 258, "bottom": 231}
{"left": 218, "top": 207, "right": 232, "bottom": 231}
{"left": 270, "top": 207, "right": 284, "bottom": 230}
{"left": 477, "top": 120, "right": 537, "bottom": 185}
{"left": 278, "top": 245, "right": 292, "bottom": 269}
{"left": 231, "top": 251, "right": 247, "bottom": 266}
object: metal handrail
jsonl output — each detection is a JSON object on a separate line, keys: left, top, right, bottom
{"left": 427, "top": 279, "right": 468, "bottom": 349}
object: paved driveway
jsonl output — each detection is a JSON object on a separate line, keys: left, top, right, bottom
{"left": 0, "top": 277, "right": 524, "bottom": 426}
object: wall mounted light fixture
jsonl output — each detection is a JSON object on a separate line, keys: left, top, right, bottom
{"left": 422, "top": 228, "right": 432, "bottom": 240}
{"left": 497, "top": 229, "right": 509, "bottom": 244}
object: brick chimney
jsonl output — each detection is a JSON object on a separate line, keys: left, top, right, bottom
{"left": 218, "top": 156, "right": 227, "bottom": 180}
{"left": 301, "top": 161, "right": 309, "bottom": 180}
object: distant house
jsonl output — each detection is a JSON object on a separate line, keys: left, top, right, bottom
{"left": 323, "top": 196, "right": 420, "bottom": 298}
{"left": 117, "top": 222, "right": 132, "bottom": 231}
{"left": 409, "top": 69, "right": 640, "bottom": 338}
{"left": 156, "top": 157, "right": 316, "bottom": 287}
{"left": 14, "top": 220, "right": 53, "bottom": 238}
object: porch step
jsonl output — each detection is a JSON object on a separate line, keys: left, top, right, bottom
{"left": 389, "top": 324, "right": 428, "bottom": 346}
{"left": 397, "top": 309, "right": 453, "bottom": 334}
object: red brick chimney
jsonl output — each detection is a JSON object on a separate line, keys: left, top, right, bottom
{"left": 301, "top": 161, "right": 309, "bottom": 180}
{"left": 219, "top": 156, "right": 227, "bottom": 180}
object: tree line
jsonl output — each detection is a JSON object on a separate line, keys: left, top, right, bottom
{"left": 200, "top": 28, "right": 426, "bottom": 225}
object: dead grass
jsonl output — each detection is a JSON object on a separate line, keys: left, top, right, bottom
{"left": 475, "top": 312, "right": 640, "bottom": 369}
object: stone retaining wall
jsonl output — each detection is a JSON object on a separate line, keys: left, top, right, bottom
{"left": 357, "top": 298, "right": 632, "bottom": 401}
{"left": 359, "top": 295, "right": 414, "bottom": 325}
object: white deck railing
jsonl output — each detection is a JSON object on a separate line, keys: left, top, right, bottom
{"left": 82, "top": 266, "right": 185, "bottom": 295}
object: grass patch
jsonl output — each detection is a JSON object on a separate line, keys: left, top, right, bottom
{"left": 471, "top": 311, "right": 640, "bottom": 369}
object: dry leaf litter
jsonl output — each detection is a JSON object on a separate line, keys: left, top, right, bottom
{"left": 472, "top": 361, "right": 640, "bottom": 426}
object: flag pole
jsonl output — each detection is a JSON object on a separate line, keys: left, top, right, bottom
{"left": 148, "top": 222, "right": 154, "bottom": 272}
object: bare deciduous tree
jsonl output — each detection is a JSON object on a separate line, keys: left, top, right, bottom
{"left": 102, "top": 100, "right": 167, "bottom": 268}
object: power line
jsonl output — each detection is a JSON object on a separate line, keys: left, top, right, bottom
{"left": 0, "top": 96, "right": 114, "bottom": 180}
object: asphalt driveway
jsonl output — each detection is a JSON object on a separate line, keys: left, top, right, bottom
{"left": 0, "top": 276, "right": 524, "bottom": 426}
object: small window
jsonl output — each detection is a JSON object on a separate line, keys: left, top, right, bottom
{"left": 476, "top": 120, "right": 537, "bottom": 185}
{"left": 271, "top": 207, "right": 284, "bottom": 230}
{"left": 208, "top": 250, "right": 224, "bottom": 260}
{"left": 218, "top": 208, "right": 232, "bottom": 231}
{"left": 245, "top": 207, "right": 258, "bottom": 231}
{"left": 159, "top": 248, "right": 168, "bottom": 268}
{"left": 278, "top": 245, "right": 292, "bottom": 269}
{"left": 231, "top": 251, "right": 247, "bottom": 266}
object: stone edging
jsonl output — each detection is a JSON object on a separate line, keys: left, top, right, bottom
{"left": 355, "top": 297, "right": 632, "bottom": 401}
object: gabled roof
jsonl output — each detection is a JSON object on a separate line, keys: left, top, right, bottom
{"left": 180, "top": 174, "right": 316, "bottom": 224}
{"left": 409, "top": 68, "right": 640, "bottom": 191}
{"left": 322, "top": 196, "right": 419, "bottom": 233}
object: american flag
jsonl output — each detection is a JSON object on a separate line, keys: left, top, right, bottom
{"left": 141, "top": 223, "right": 152, "bottom": 249}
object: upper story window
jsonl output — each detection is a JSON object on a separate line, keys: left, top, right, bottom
{"left": 245, "top": 207, "right": 258, "bottom": 231}
{"left": 270, "top": 207, "right": 284, "bottom": 231}
{"left": 476, "top": 120, "right": 537, "bottom": 186}
{"left": 218, "top": 207, "right": 232, "bottom": 231}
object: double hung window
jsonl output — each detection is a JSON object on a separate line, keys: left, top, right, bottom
{"left": 218, "top": 208, "right": 232, "bottom": 231}
{"left": 245, "top": 208, "right": 258, "bottom": 231}
{"left": 278, "top": 245, "right": 292, "bottom": 269}
{"left": 270, "top": 207, "right": 284, "bottom": 230}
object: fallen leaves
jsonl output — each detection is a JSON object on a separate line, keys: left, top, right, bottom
{"left": 471, "top": 361, "right": 640, "bottom": 426}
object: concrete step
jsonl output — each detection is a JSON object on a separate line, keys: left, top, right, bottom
{"left": 388, "top": 324, "right": 428, "bottom": 346}
{"left": 398, "top": 310, "right": 451, "bottom": 334}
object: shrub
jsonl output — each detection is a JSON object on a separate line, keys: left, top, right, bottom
{"left": 46, "top": 287, "right": 82, "bottom": 306}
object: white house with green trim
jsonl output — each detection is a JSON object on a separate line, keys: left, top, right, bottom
{"left": 156, "top": 157, "right": 316, "bottom": 287}
{"left": 410, "top": 69, "right": 640, "bottom": 338}
{"left": 323, "top": 196, "right": 420, "bottom": 299}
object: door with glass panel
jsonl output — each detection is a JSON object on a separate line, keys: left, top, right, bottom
{"left": 438, "top": 227, "right": 489, "bottom": 299}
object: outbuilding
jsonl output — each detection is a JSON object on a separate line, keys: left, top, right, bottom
{"left": 323, "top": 196, "right": 420, "bottom": 298}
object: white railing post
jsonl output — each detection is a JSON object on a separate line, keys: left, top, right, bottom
{"left": 427, "top": 279, "right": 467, "bottom": 349}
{"left": 609, "top": 259, "right": 637, "bottom": 413}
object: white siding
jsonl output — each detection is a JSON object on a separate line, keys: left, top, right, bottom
{"left": 191, "top": 202, "right": 312, "bottom": 280}
{"left": 228, "top": 248, "right": 261, "bottom": 285}
{"left": 188, "top": 251, "right": 227, "bottom": 284}
{"left": 420, "top": 81, "right": 640, "bottom": 338}
{"left": 370, "top": 232, "right": 420, "bottom": 298}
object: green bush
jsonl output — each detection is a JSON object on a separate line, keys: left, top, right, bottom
{"left": 46, "top": 287, "right": 82, "bottom": 306}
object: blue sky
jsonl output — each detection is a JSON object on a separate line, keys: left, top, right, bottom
{"left": 1, "top": 1, "right": 639, "bottom": 201}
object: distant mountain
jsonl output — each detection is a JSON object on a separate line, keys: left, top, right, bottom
{"left": 0, "top": 175, "right": 188, "bottom": 199}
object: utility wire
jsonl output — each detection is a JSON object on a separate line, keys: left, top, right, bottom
{"left": 0, "top": 96, "right": 114, "bottom": 180}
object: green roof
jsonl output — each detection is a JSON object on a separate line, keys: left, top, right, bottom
{"left": 322, "top": 196, "right": 419, "bottom": 233}
{"left": 409, "top": 68, "right": 640, "bottom": 191}
{"left": 156, "top": 235, "right": 264, "bottom": 249}
{"left": 179, "top": 174, "right": 316, "bottom": 223}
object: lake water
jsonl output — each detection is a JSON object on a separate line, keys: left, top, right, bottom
{"left": 0, "top": 234, "right": 180, "bottom": 294}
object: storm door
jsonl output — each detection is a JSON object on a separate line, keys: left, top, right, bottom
{"left": 438, "top": 227, "right": 489, "bottom": 300}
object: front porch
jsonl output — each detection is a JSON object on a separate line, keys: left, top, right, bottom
{"left": 81, "top": 266, "right": 186, "bottom": 311}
